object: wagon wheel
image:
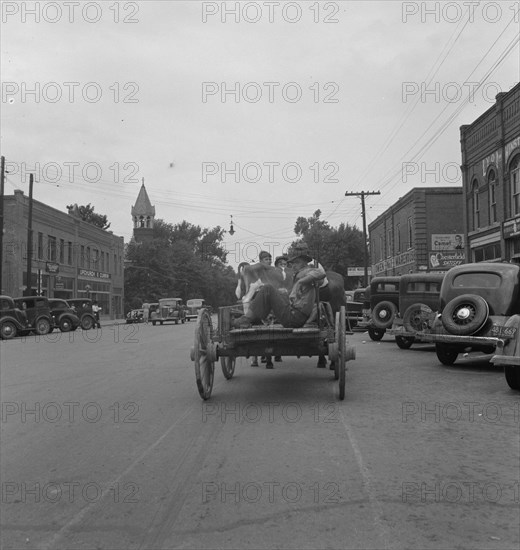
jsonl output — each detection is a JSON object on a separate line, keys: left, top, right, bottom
{"left": 221, "top": 357, "right": 236, "bottom": 380}
{"left": 193, "top": 309, "right": 215, "bottom": 400}
{"left": 335, "top": 306, "right": 347, "bottom": 400}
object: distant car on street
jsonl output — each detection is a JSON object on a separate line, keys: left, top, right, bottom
{"left": 0, "top": 295, "right": 29, "bottom": 339}
{"left": 67, "top": 298, "right": 97, "bottom": 330}
{"left": 186, "top": 298, "right": 211, "bottom": 321}
{"left": 13, "top": 296, "right": 53, "bottom": 336}
{"left": 48, "top": 299, "right": 80, "bottom": 332}
{"left": 126, "top": 309, "right": 145, "bottom": 324}
{"left": 153, "top": 298, "right": 186, "bottom": 325}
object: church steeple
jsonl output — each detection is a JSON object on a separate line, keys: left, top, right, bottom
{"left": 131, "top": 179, "right": 155, "bottom": 244}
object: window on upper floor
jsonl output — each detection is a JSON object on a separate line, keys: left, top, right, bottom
{"left": 472, "top": 180, "right": 480, "bottom": 230}
{"left": 488, "top": 169, "right": 497, "bottom": 224}
{"left": 511, "top": 155, "right": 520, "bottom": 217}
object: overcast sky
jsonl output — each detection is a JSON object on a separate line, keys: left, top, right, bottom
{"left": 2, "top": 0, "right": 519, "bottom": 268}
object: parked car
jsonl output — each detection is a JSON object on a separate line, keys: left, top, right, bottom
{"left": 148, "top": 303, "right": 159, "bottom": 323}
{"left": 387, "top": 272, "right": 444, "bottom": 349}
{"left": 344, "top": 291, "right": 364, "bottom": 329}
{"left": 186, "top": 298, "right": 211, "bottom": 321}
{"left": 13, "top": 296, "right": 53, "bottom": 335}
{"left": 67, "top": 298, "right": 97, "bottom": 330}
{"left": 48, "top": 299, "right": 80, "bottom": 332}
{"left": 490, "top": 314, "right": 520, "bottom": 390}
{"left": 126, "top": 309, "right": 144, "bottom": 324}
{"left": 153, "top": 298, "right": 186, "bottom": 325}
{"left": 366, "top": 276, "right": 401, "bottom": 340}
{"left": 0, "top": 295, "right": 29, "bottom": 339}
{"left": 354, "top": 286, "right": 372, "bottom": 329}
{"left": 417, "top": 262, "right": 520, "bottom": 369}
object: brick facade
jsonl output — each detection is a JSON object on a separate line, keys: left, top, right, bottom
{"left": 1, "top": 190, "right": 125, "bottom": 318}
{"left": 460, "top": 83, "right": 520, "bottom": 264}
{"left": 369, "top": 187, "right": 464, "bottom": 276}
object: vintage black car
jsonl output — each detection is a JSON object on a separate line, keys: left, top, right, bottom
{"left": 387, "top": 272, "right": 444, "bottom": 349}
{"left": 48, "top": 299, "right": 80, "bottom": 332}
{"left": 153, "top": 298, "right": 186, "bottom": 325}
{"left": 366, "top": 276, "right": 400, "bottom": 340}
{"left": 186, "top": 298, "right": 210, "bottom": 321}
{"left": 417, "top": 263, "right": 520, "bottom": 371}
{"left": 344, "top": 291, "right": 364, "bottom": 329}
{"left": 0, "top": 295, "right": 29, "bottom": 339}
{"left": 13, "top": 296, "right": 53, "bottom": 335}
{"left": 67, "top": 298, "right": 97, "bottom": 330}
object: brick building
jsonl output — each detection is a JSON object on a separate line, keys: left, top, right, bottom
{"left": 369, "top": 187, "right": 464, "bottom": 276}
{"left": 460, "top": 82, "right": 520, "bottom": 264}
{"left": 1, "top": 190, "right": 125, "bottom": 318}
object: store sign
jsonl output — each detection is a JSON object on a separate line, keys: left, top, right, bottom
{"left": 431, "top": 234, "right": 464, "bottom": 251}
{"left": 347, "top": 267, "right": 372, "bottom": 277}
{"left": 429, "top": 250, "right": 465, "bottom": 269}
{"left": 505, "top": 136, "right": 520, "bottom": 164}
{"left": 78, "top": 268, "right": 111, "bottom": 280}
{"left": 482, "top": 149, "right": 502, "bottom": 176}
{"left": 374, "top": 249, "right": 415, "bottom": 274}
{"left": 503, "top": 217, "right": 520, "bottom": 239}
{"left": 46, "top": 262, "right": 60, "bottom": 273}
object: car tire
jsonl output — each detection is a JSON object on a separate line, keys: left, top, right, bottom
{"left": 368, "top": 325, "right": 385, "bottom": 341}
{"left": 0, "top": 321, "right": 17, "bottom": 340}
{"left": 81, "top": 315, "right": 94, "bottom": 330}
{"left": 395, "top": 335, "right": 414, "bottom": 349}
{"left": 505, "top": 367, "right": 520, "bottom": 390}
{"left": 441, "top": 294, "right": 489, "bottom": 336}
{"left": 436, "top": 343, "right": 458, "bottom": 365}
{"left": 59, "top": 317, "right": 72, "bottom": 332}
{"left": 35, "top": 317, "right": 51, "bottom": 336}
{"left": 403, "top": 303, "right": 432, "bottom": 333}
{"left": 372, "top": 301, "right": 398, "bottom": 329}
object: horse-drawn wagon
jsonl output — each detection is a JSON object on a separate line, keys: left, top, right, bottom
{"left": 189, "top": 301, "right": 355, "bottom": 401}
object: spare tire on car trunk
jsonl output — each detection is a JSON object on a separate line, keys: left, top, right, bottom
{"left": 441, "top": 294, "right": 489, "bottom": 336}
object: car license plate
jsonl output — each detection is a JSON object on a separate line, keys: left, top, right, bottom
{"left": 490, "top": 325, "right": 518, "bottom": 338}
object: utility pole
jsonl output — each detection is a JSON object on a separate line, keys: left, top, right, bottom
{"left": 345, "top": 190, "right": 380, "bottom": 287}
{"left": 24, "top": 174, "right": 34, "bottom": 296}
{"left": 0, "top": 156, "right": 5, "bottom": 293}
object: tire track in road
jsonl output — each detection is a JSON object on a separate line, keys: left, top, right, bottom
{"left": 40, "top": 403, "right": 197, "bottom": 550}
{"left": 334, "top": 386, "right": 392, "bottom": 549}
{"left": 136, "top": 417, "right": 226, "bottom": 550}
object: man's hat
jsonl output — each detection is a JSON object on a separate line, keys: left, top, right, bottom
{"left": 287, "top": 242, "right": 313, "bottom": 263}
{"left": 274, "top": 255, "right": 288, "bottom": 266}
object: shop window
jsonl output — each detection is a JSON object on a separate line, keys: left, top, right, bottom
{"left": 473, "top": 243, "right": 501, "bottom": 262}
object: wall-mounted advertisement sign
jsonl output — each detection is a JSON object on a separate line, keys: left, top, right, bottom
{"left": 431, "top": 234, "right": 464, "bottom": 251}
{"left": 77, "top": 268, "right": 111, "bottom": 280}
{"left": 429, "top": 251, "right": 465, "bottom": 270}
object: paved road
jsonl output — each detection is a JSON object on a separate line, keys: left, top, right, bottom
{"left": 1, "top": 321, "right": 519, "bottom": 549}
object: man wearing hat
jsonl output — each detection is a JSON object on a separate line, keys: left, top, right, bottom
{"left": 274, "top": 254, "right": 293, "bottom": 292}
{"left": 232, "top": 248, "right": 325, "bottom": 329}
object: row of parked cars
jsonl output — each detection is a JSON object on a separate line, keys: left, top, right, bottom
{"left": 125, "top": 298, "right": 212, "bottom": 325}
{"left": 344, "top": 262, "right": 520, "bottom": 391}
{"left": 0, "top": 295, "right": 97, "bottom": 340}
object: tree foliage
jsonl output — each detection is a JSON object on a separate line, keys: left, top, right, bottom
{"left": 67, "top": 203, "right": 111, "bottom": 230}
{"left": 292, "top": 210, "right": 365, "bottom": 288}
{"left": 124, "top": 219, "right": 237, "bottom": 311}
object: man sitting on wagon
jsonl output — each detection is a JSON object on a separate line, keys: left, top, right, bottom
{"left": 232, "top": 249, "right": 325, "bottom": 329}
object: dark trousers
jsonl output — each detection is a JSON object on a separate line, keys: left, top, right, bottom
{"left": 247, "top": 285, "right": 307, "bottom": 328}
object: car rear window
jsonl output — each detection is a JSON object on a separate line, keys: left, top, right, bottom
{"left": 406, "top": 282, "right": 442, "bottom": 293}
{"left": 453, "top": 273, "right": 501, "bottom": 288}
